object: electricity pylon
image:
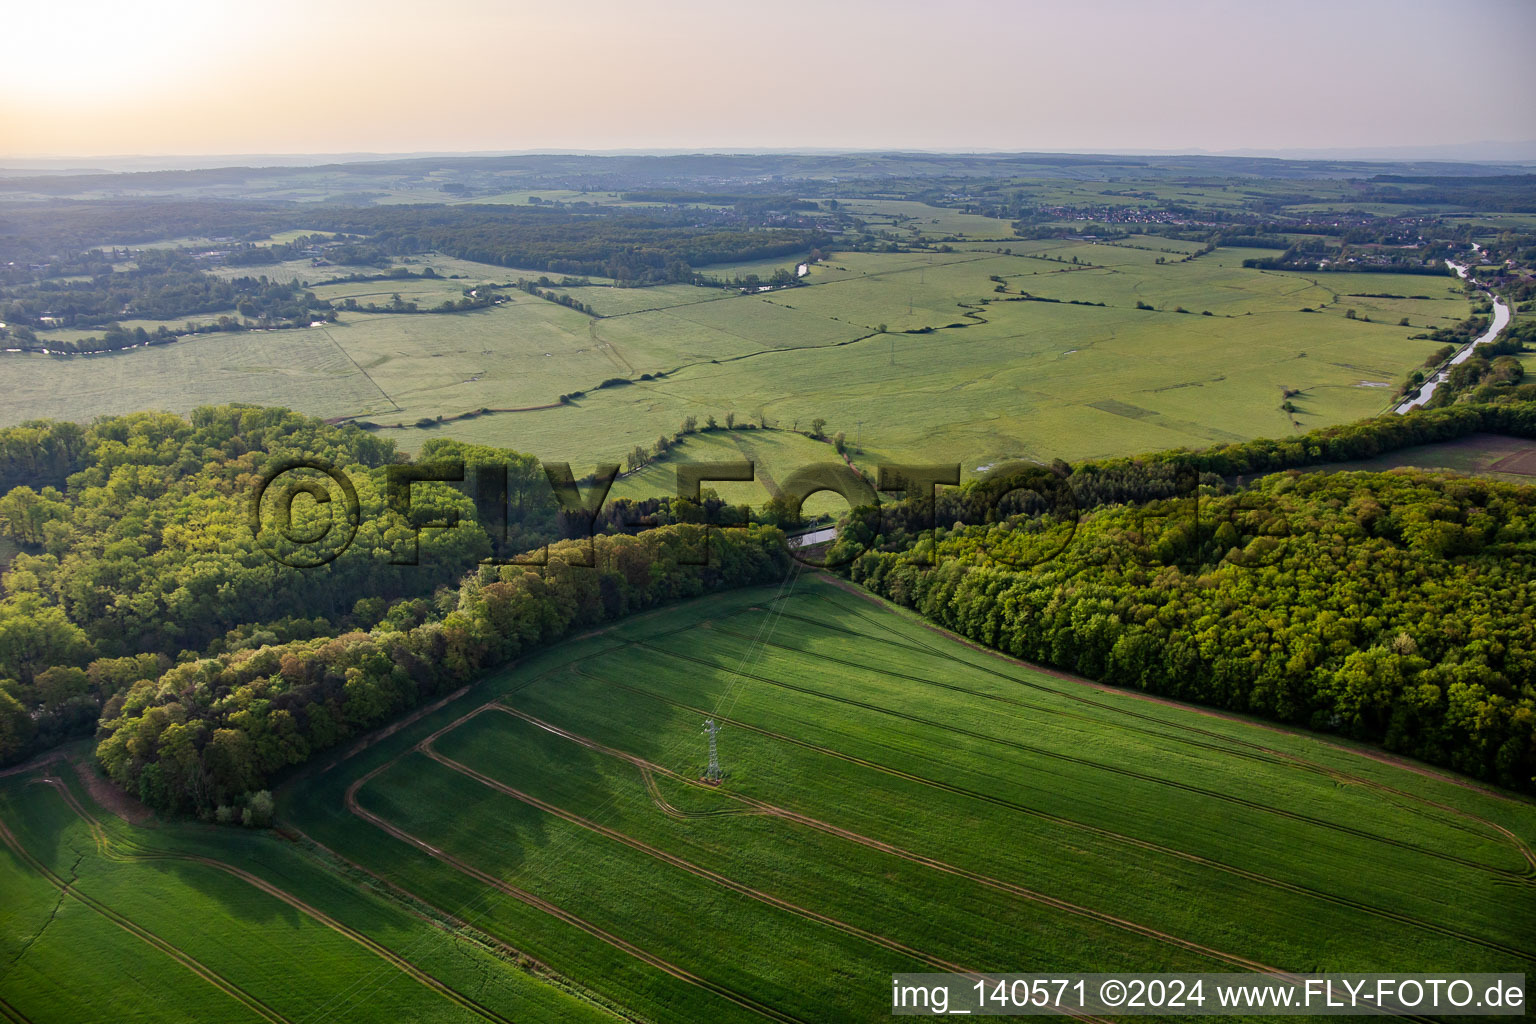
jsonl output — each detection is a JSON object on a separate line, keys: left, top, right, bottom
{"left": 702, "top": 718, "right": 722, "bottom": 783}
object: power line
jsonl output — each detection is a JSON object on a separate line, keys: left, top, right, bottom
{"left": 702, "top": 718, "right": 722, "bottom": 783}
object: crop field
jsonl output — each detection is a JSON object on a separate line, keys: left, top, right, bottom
{"left": 578, "top": 282, "right": 730, "bottom": 317}
{"left": 1012, "top": 180, "right": 1262, "bottom": 215}
{"left": 43, "top": 314, "right": 234, "bottom": 339}
{"left": 0, "top": 759, "right": 619, "bottom": 1023}
{"left": 694, "top": 255, "right": 810, "bottom": 282}
{"left": 329, "top": 300, "right": 620, "bottom": 422}
{"left": 3, "top": 226, "right": 1466, "bottom": 487}
{"left": 0, "top": 328, "right": 383, "bottom": 426}
{"left": 1289, "top": 431, "right": 1536, "bottom": 483}
{"left": 202, "top": 253, "right": 568, "bottom": 288}
{"left": 308, "top": 277, "right": 483, "bottom": 308}
{"left": 2, "top": 578, "right": 1533, "bottom": 1022}
{"left": 288, "top": 579, "right": 1533, "bottom": 1021}
{"left": 828, "top": 199, "right": 1019, "bottom": 239}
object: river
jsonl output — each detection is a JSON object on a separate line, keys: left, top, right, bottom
{"left": 1395, "top": 248, "right": 1512, "bottom": 414}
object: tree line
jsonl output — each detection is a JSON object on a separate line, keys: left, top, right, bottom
{"left": 92, "top": 523, "right": 789, "bottom": 817}
{"left": 0, "top": 409, "right": 563, "bottom": 766}
{"left": 301, "top": 205, "right": 830, "bottom": 285}
{"left": 822, "top": 403, "right": 1536, "bottom": 792}
{"left": 0, "top": 263, "right": 329, "bottom": 334}
{"left": 0, "top": 405, "right": 792, "bottom": 788}
{"left": 845, "top": 469, "right": 1535, "bottom": 791}
{"left": 7, "top": 401, "right": 1536, "bottom": 804}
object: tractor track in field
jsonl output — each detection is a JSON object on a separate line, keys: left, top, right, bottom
{"left": 29, "top": 774, "right": 522, "bottom": 1024}
{"left": 490, "top": 704, "right": 1459, "bottom": 1024}
{"left": 632, "top": 638, "right": 1525, "bottom": 881}
{"left": 709, "top": 611, "right": 1532, "bottom": 870}
{"left": 709, "top": 620, "right": 1339, "bottom": 773}
{"left": 287, "top": 606, "right": 695, "bottom": 790}
{"left": 0, "top": 995, "right": 31, "bottom": 1024}
{"left": 338, "top": 694, "right": 815, "bottom": 1024}
{"left": 346, "top": 758, "right": 811, "bottom": 1024}
{"left": 783, "top": 587, "right": 1536, "bottom": 872}
{"left": 421, "top": 741, "right": 976, "bottom": 975}
{"left": 342, "top": 684, "right": 1117, "bottom": 1024}
{"left": 348, "top": 589, "right": 1145, "bottom": 1024}
{"left": 638, "top": 765, "right": 761, "bottom": 819}
{"left": 272, "top": 820, "right": 649, "bottom": 1024}
{"left": 571, "top": 667, "right": 1536, "bottom": 963}
{"left": 0, "top": 801, "right": 294, "bottom": 1024}
{"left": 490, "top": 703, "right": 1283, "bottom": 975}
{"left": 813, "top": 580, "right": 1534, "bottom": 805}
{"left": 0, "top": 751, "right": 67, "bottom": 780}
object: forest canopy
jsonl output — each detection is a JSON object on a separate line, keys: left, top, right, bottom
{"left": 838, "top": 423, "right": 1536, "bottom": 792}
{"left": 0, "top": 407, "right": 556, "bottom": 764}
{"left": 3, "top": 402, "right": 1536, "bottom": 811}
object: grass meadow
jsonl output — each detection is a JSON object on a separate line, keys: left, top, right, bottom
{"left": 3, "top": 221, "right": 1468, "bottom": 493}
{"left": 0, "top": 328, "right": 386, "bottom": 426}
{"left": 604, "top": 427, "right": 881, "bottom": 519}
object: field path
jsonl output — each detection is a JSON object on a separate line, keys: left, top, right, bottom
{"left": 345, "top": 756, "right": 810, "bottom": 1024}
{"left": 574, "top": 667, "right": 1534, "bottom": 962}
{"left": 635, "top": 636, "right": 1522, "bottom": 879}
{"left": 422, "top": 741, "right": 973, "bottom": 973}
{"left": 491, "top": 703, "right": 1282, "bottom": 975}
{"left": 30, "top": 774, "right": 521, "bottom": 1024}
{"left": 0, "top": 801, "right": 293, "bottom": 1024}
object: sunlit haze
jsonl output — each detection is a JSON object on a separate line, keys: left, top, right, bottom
{"left": 5, "top": 0, "right": 1534, "bottom": 159}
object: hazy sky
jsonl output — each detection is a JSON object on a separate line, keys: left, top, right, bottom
{"left": 4, "top": 0, "right": 1534, "bottom": 159}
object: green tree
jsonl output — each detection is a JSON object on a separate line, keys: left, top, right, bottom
{"left": 244, "top": 790, "right": 275, "bottom": 827}
{"left": 0, "top": 686, "right": 32, "bottom": 762}
{"left": 0, "top": 595, "right": 89, "bottom": 685}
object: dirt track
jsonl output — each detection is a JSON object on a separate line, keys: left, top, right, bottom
{"left": 815, "top": 576, "right": 1533, "bottom": 809}
{"left": 346, "top": 754, "right": 809, "bottom": 1024}
{"left": 491, "top": 704, "right": 1281, "bottom": 975}
{"left": 0, "top": 796, "right": 295, "bottom": 1024}
{"left": 573, "top": 667, "right": 1534, "bottom": 961}
{"left": 422, "top": 741, "right": 972, "bottom": 973}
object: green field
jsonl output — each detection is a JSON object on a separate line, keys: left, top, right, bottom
{"left": 0, "top": 759, "right": 620, "bottom": 1023}
{"left": 0, "top": 328, "right": 384, "bottom": 427}
{"left": 371, "top": 242, "right": 1450, "bottom": 473}
{"left": 604, "top": 427, "right": 880, "bottom": 519}
{"left": 829, "top": 199, "right": 1020, "bottom": 239}
{"left": 6, "top": 578, "right": 1528, "bottom": 1023}
{"left": 0, "top": 227, "right": 1470, "bottom": 488}
{"left": 1287, "top": 431, "right": 1536, "bottom": 483}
